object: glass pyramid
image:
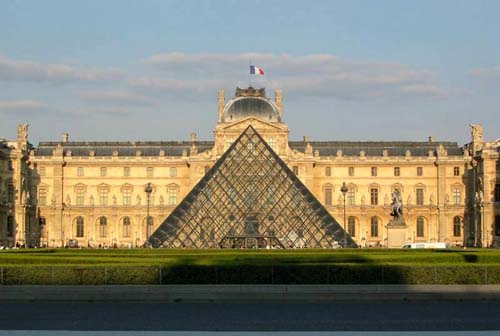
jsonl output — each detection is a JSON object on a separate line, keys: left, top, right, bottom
{"left": 148, "top": 125, "right": 355, "bottom": 248}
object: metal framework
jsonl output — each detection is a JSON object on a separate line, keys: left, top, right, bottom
{"left": 148, "top": 126, "right": 355, "bottom": 248}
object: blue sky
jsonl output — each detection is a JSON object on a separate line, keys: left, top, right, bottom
{"left": 1, "top": 0, "right": 499, "bottom": 144}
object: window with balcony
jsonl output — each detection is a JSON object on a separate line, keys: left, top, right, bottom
{"left": 39, "top": 188, "right": 47, "bottom": 206}
{"left": 76, "top": 188, "right": 85, "bottom": 206}
{"left": 453, "top": 187, "right": 461, "bottom": 205}
{"left": 123, "top": 189, "right": 131, "bottom": 206}
{"left": 370, "top": 188, "right": 378, "bottom": 205}
{"left": 416, "top": 188, "right": 424, "bottom": 205}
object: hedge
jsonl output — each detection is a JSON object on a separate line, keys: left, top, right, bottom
{"left": 2, "top": 265, "right": 500, "bottom": 285}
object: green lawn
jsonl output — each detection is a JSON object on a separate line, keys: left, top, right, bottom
{"left": 1, "top": 248, "right": 499, "bottom": 267}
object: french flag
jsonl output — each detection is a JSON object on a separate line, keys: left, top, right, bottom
{"left": 250, "top": 65, "right": 265, "bottom": 75}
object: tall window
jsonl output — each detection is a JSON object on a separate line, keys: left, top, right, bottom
{"left": 99, "top": 189, "right": 108, "bottom": 206}
{"left": 453, "top": 166, "right": 460, "bottom": 176}
{"left": 7, "top": 184, "right": 14, "bottom": 203}
{"left": 39, "top": 166, "right": 46, "bottom": 176}
{"left": 76, "top": 217, "right": 84, "bottom": 238}
{"left": 124, "top": 167, "right": 130, "bottom": 177}
{"left": 123, "top": 189, "right": 131, "bottom": 206}
{"left": 292, "top": 166, "right": 299, "bottom": 175}
{"left": 417, "top": 167, "right": 423, "bottom": 176}
{"left": 99, "top": 217, "right": 107, "bottom": 238}
{"left": 123, "top": 217, "right": 131, "bottom": 238}
{"left": 7, "top": 216, "right": 14, "bottom": 237}
{"left": 348, "top": 167, "right": 355, "bottom": 177}
{"left": 324, "top": 186, "right": 332, "bottom": 206}
{"left": 170, "top": 167, "right": 177, "bottom": 177}
{"left": 453, "top": 187, "right": 461, "bottom": 205}
{"left": 416, "top": 188, "right": 424, "bottom": 205}
{"left": 348, "top": 217, "right": 356, "bottom": 237}
{"left": 371, "top": 167, "right": 377, "bottom": 177}
{"left": 394, "top": 167, "right": 400, "bottom": 176}
{"left": 495, "top": 216, "right": 500, "bottom": 236}
{"left": 168, "top": 187, "right": 178, "bottom": 205}
{"left": 495, "top": 184, "right": 500, "bottom": 202}
{"left": 39, "top": 188, "right": 47, "bottom": 206}
{"left": 416, "top": 217, "right": 425, "bottom": 237}
{"left": 370, "top": 188, "right": 378, "bottom": 205}
{"left": 77, "top": 167, "right": 84, "bottom": 177}
{"left": 100, "top": 167, "right": 107, "bottom": 177}
{"left": 325, "top": 167, "right": 331, "bottom": 177}
{"left": 453, "top": 216, "right": 461, "bottom": 237}
{"left": 76, "top": 187, "right": 85, "bottom": 206}
{"left": 347, "top": 187, "right": 355, "bottom": 205}
{"left": 371, "top": 217, "right": 379, "bottom": 237}
{"left": 147, "top": 167, "right": 154, "bottom": 177}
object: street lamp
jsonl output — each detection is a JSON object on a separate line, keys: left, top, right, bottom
{"left": 145, "top": 182, "right": 153, "bottom": 247}
{"left": 340, "top": 182, "right": 348, "bottom": 248}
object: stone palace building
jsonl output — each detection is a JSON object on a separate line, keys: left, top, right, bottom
{"left": 1, "top": 87, "right": 499, "bottom": 248}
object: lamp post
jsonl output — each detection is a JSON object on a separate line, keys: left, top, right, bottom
{"left": 341, "top": 182, "right": 348, "bottom": 248}
{"left": 145, "top": 182, "right": 153, "bottom": 247}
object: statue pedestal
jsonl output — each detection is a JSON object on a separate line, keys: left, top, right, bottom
{"left": 387, "top": 219, "right": 407, "bottom": 248}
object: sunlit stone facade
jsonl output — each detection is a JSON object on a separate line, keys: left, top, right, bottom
{"left": 1, "top": 87, "right": 499, "bottom": 248}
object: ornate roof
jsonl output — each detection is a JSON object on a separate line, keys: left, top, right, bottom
{"left": 222, "top": 87, "right": 281, "bottom": 123}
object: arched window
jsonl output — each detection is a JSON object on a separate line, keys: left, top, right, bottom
{"left": 371, "top": 217, "right": 379, "bottom": 237}
{"left": 7, "top": 216, "right": 14, "bottom": 237}
{"left": 99, "top": 217, "right": 107, "bottom": 238}
{"left": 416, "top": 217, "right": 425, "bottom": 237}
{"left": 76, "top": 217, "right": 84, "bottom": 238}
{"left": 348, "top": 217, "right": 356, "bottom": 237}
{"left": 495, "top": 216, "right": 500, "bottom": 237}
{"left": 146, "top": 216, "right": 153, "bottom": 237}
{"left": 453, "top": 216, "right": 461, "bottom": 237}
{"left": 123, "top": 217, "right": 131, "bottom": 238}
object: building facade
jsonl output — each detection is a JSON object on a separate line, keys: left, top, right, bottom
{"left": 1, "top": 87, "right": 499, "bottom": 248}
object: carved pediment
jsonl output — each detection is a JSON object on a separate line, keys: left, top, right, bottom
{"left": 219, "top": 117, "right": 285, "bottom": 132}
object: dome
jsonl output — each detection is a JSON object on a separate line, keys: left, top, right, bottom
{"left": 222, "top": 87, "right": 281, "bottom": 123}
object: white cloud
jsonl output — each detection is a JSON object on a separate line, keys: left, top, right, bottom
{"left": 468, "top": 66, "right": 500, "bottom": 80}
{"left": 77, "top": 90, "right": 155, "bottom": 106}
{"left": 0, "top": 100, "right": 49, "bottom": 114}
{"left": 139, "top": 52, "right": 447, "bottom": 100}
{"left": 0, "top": 56, "right": 124, "bottom": 83}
